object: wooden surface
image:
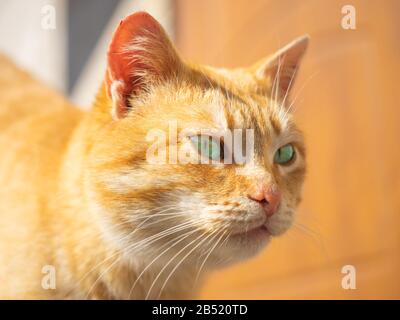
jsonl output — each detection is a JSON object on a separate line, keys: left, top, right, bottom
{"left": 175, "top": 0, "right": 400, "bottom": 299}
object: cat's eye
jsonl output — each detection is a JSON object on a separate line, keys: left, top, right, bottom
{"left": 190, "top": 135, "right": 223, "bottom": 161}
{"left": 274, "top": 143, "right": 295, "bottom": 165}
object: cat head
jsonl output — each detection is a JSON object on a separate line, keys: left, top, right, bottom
{"left": 86, "top": 12, "right": 308, "bottom": 270}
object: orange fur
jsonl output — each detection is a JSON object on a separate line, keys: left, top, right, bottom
{"left": 0, "top": 12, "right": 308, "bottom": 299}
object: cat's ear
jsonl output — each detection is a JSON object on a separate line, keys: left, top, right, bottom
{"left": 253, "top": 35, "right": 309, "bottom": 99}
{"left": 106, "top": 12, "right": 182, "bottom": 119}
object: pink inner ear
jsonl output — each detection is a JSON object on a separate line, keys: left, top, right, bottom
{"left": 106, "top": 12, "right": 163, "bottom": 117}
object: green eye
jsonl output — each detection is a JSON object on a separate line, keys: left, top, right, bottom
{"left": 274, "top": 144, "right": 295, "bottom": 165}
{"left": 190, "top": 135, "right": 223, "bottom": 161}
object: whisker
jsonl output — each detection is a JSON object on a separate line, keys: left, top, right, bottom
{"left": 286, "top": 70, "right": 320, "bottom": 114}
{"left": 193, "top": 230, "right": 227, "bottom": 287}
{"left": 292, "top": 221, "right": 329, "bottom": 259}
{"left": 155, "top": 229, "right": 220, "bottom": 299}
{"left": 127, "top": 228, "right": 198, "bottom": 298}
{"left": 72, "top": 218, "right": 204, "bottom": 297}
{"left": 83, "top": 219, "right": 206, "bottom": 299}
{"left": 145, "top": 231, "right": 208, "bottom": 299}
{"left": 280, "top": 65, "right": 299, "bottom": 122}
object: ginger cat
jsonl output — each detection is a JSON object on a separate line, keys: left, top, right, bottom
{"left": 0, "top": 12, "right": 308, "bottom": 299}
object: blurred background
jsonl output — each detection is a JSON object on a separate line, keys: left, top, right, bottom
{"left": 0, "top": 0, "right": 399, "bottom": 299}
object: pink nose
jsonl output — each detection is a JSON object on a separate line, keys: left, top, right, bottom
{"left": 248, "top": 184, "right": 281, "bottom": 217}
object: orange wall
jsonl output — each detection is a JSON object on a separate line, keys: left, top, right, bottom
{"left": 175, "top": 0, "right": 400, "bottom": 299}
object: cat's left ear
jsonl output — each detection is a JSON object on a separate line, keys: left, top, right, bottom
{"left": 106, "top": 12, "right": 182, "bottom": 119}
{"left": 253, "top": 35, "right": 309, "bottom": 99}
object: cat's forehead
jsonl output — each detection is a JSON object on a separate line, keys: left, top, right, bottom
{"left": 198, "top": 81, "right": 290, "bottom": 141}
{"left": 211, "top": 67, "right": 258, "bottom": 89}
{"left": 201, "top": 66, "right": 289, "bottom": 131}
{"left": 140, "top": 68, "right": 292, "bottom": 141}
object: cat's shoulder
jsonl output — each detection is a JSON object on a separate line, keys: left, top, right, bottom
{"left": 0, "top": 54, "right": 81, "bottom": 131}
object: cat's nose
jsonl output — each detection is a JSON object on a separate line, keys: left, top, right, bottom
{"left": 247, "top": 184, "right": 281, "bottom": 217}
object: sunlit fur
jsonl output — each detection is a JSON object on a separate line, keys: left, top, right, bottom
{"left": 0, "top": 13, "right": 307, "bottom": 299}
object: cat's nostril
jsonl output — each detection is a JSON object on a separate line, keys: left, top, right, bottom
{"left": 248, "top": 195, "right": 268, "bottom": 205}
{"left": 259, "top": 198, "right": 268, "bottom": 205}
{"left": 248, "top": 193, "right": 269, "bottom": 206}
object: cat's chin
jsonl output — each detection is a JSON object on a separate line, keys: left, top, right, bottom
{"left": 210, "top": 225, "right": 272, "bottom": 266}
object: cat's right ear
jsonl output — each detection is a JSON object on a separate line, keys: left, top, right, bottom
{"left": 106, "top": 12, "right": 182, "bottom": 119}
{"left": 252, "top": 36, "right": 309, "bottom": 99}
